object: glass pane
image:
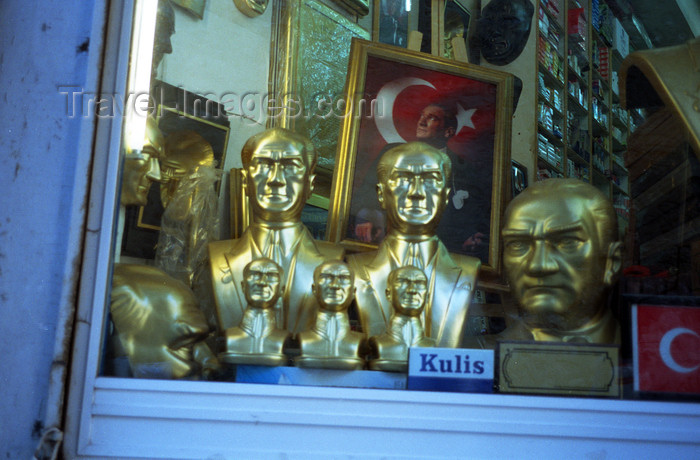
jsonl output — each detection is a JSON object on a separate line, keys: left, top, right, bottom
{"left": 100, "top": 0, "right": 700, "bottom": 403}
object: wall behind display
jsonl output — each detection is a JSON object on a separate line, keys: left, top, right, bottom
{"left": 159, "top": 1, "right": 274, "bottom": 238}
{"left": 477, "top": 0, "right": 537, "bottom": 185}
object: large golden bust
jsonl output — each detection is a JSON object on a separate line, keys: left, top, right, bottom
{"left": 208, "top": 128, "right": 343, "bottom": 335}
{"left": 110, "top": 264, "right": 211, "bottom": 379}
{"left": 500, "top": 178, "right": 623, "bottom": 344}
{"left": 347, "top": 142, "right": 481, "bottom": 347}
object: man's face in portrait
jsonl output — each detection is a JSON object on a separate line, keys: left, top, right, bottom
{"left": 242, "top": 259, "right": 283, "bottom": 309}
{"left": 313, "top": 261, "right": 355, "bottom": 312}
{"left": 387, "top": 266, "right": 428, "bottom": 316}
{"left": 246, "top": 137, "right": 312, "bottom": 223}
{"left": 415, "top": 104, "right": 455, "bottom": 148}
{"left": 501, "top": 194, "right": 610, "bottom": 331}
{"left": 477, "top": 0, "right": 534, "bottom": 65}
{"left": 379, "top": 147, "right": 450, "bottom": 235}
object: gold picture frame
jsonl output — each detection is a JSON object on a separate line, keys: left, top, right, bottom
{"left": 326, "top": 38, "right": 513, "bottom": 275}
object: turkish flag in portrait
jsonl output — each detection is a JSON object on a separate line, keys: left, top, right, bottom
{"left": 633, "top": 304, "right": 700, "bottom": 394}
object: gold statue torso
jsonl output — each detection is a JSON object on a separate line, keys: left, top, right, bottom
{"left": 208, "top": 222, "right": 344, "bottom": 334}
{"left": 369, "top": 315, "right": 435, "bottom": 372}
{"left": 296, "top": 310, "right": 366, "bottom": 370}
{"left": 221, "top": 308, "right": 290, "bottom": 366}
{"left": 348, "top": 233, "right": 480, "bottom": 347}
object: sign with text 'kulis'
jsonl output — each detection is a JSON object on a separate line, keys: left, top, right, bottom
{"left": 407, "top": 348, "right": 494, "bottom": 393}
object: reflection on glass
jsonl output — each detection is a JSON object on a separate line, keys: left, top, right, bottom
{"left": 379, "top": 0, "right": 409, "bottom": 47}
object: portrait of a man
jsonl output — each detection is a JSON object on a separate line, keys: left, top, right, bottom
{"left": 346, "top": 54, "right": 499, "bottom": 264}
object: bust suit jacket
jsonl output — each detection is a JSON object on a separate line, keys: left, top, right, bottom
{"left": 208, "top": 224, "right": 344, "bottom": 335}
{"left": 347, "top": 236, "right": 480, "bottom": 348}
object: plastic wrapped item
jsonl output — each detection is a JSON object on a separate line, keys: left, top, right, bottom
{"left": 155, "top": 165, "right": 222, "bottom": 289}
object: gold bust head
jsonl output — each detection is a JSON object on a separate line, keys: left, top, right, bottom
{"left": 501, "top": 178, "right": 623, "bottom": 334}
{"left": 241, "top": 258, "right": 284, "bottom": 309}
{"left": 312, "top": 260, "right": 356, "bottom": 313}
{"left": 121, "top": 117, "right": 165, "bottom": 206}
{"left": 110, "top": 264, "right": 209, "bottom": 379}
{"left": 376, "top": 142, "right": 452, "bottom": 236}
{"left": 241, "top": 127, "right": 316, "bottom": 223}
{"left": 160, "top": 130, "right": 215, "bottom": 208}
{"left": 386, "top": 265, "right": 428, "bottom": 317}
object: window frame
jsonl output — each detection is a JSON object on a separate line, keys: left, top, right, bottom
{"left": 63, "top": 1, "right": 700, "bottom": 457}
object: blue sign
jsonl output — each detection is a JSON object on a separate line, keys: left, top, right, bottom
{"left": 407, "top": 347, "right": 494, "bottom": 393}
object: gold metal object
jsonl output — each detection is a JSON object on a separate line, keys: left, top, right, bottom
{"left": 497, "top": 341, "right": 621, "bottom": 398}
{"left": 110, "top": 264, "right": 211, "bottom": 379}
{"left": 233, "top": 0, "right": 268, "bottom": 17}
{"left": 331, "top": 0, "right": 368, "bottom": 17}
{"left": 220, "top": 258, "right": 290, "bottom": 366}
{"left": 155, "top": 130, "right": 219, "bottom": 288}
{"left": 500, "top": 178, "right": 623, "bottom": 344}
{"left": 159, "top": 130, "right": 214, "bottom": 208}
{"left": 620, "top": 37, "right": 700, "bottom": 157}
{"left": 348, "top": 142, "right": 481, "bottom": 347}
{"left": 369, "top": 266, "right": 436, "bottom": 372}
{"left": 229, "top": 167, "right": 250, "bottom": 239}
{"left": 208, "top": 128, "right": 344, "bottom": 335}
{"left": 269, "top": 0, "right": 369, "bottom": 206}
{"left": 121, "top": 117, "right": 165, "bottom": 206}
{"left": 296, "top": 260, "right": 366, "bottom": 370}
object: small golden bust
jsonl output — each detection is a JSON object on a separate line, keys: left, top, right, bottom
{"left": 110, "top": 264, "right": 211, "bottom": 379}
{"left": 296, "top": 260, "right": 367, "bottom": 370}
{"left": 219, "top": 258, "right": 290, "bottom": 366}
{"left": 208, "top": 128, "right": 343, "bottom": 335}
{"left": 348, "top": 142, "right": 480, "bottom": 347}
{"left": 500, "top": 178, "right": 623, "bottom": 344}
{"left": 369, "top": 266, "right": 436, "bottom": 372}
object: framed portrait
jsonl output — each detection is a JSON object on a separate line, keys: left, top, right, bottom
{"left": 120, "top": 83, "right": 230, "bottom": 259}
{"left": 327, "top": 38, "right": 513, "bottom": 274}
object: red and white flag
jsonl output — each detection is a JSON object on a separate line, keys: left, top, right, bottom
{"left": 633, "top": 304, "right": 700, "bottom": 394}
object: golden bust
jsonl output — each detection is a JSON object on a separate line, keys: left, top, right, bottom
{"left": 208, "top": 128, "right": 343, "bottom": 335}
{"left": 159, "top": 130, "right": 215, "bottom": 208}
{"left": 219, "top": 258, "right": 290, "bottom": 366}
{"left": 369, "top": 266, "right": 436, "bottom": 372}
{"left": 500, "top": 178, "right": 623, "bottom": 344}
{"left": 110, "top": 264, "right": 212, "bottom": 379}
{"left": 155, "top": 130, "right": 218, "bottom": 288}
{"left": 120, "top": 116, "right": 164, "bottom": 206}
{"left": 347, "top": 142, "right": 481, "bottom": 347}
{"left": 296, "top": 260, "right": 367, "bottom": 370}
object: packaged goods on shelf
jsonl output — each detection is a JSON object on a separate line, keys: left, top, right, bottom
{"left": 599, "top": 46, "right": 609, "bottom": 78}
{"left": 568, "top": 8, "right": 587, "bottom": 42}
{"left": 613, "top": 17, "right": 629, "bottom": 58}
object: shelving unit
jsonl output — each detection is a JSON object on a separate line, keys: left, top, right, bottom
{"left": 535, "top": 0, "right": 635, "bottom": 238}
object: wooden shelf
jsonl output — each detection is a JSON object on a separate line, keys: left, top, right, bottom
{"left": 533, "top": 0, "right": 631, "bottom": 221}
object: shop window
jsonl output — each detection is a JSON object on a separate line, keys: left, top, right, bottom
{"left": 65, "top": 0, "right": 700, "bottom": 457}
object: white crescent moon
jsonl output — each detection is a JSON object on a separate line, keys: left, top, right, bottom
{"left": 659, "top": 327, "right": 700, "bottom": 373}
{"left": 375, "top": 77, "right": 436, "bottom": 144}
